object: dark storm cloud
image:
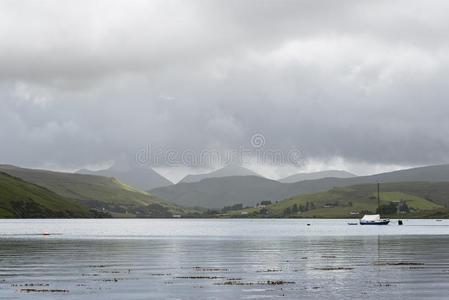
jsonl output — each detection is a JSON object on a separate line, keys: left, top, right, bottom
{"left": 1, "top": 0, "right": 449, "bottom": 174}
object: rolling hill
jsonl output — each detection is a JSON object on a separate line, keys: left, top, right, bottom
{"left": 279, "top": 164, "right": 449, "bottom": 198}
{"left": 279, "top": 170, "right": 355, "bottom": 183}
{"left": 233, "top": 182, "right": 449, "bottom": 218}
{"left": 0, "top": 172, "right": 99, "bottom": 218}
{"left": 0, "top": 165, "right": 188, "bottom": 217}
{"left": 77, "top": 166, "right": 173, "bottom": 190}
{"left": 179, "top": 165, "right": 260, "bottom": 183}
{"left": 151, "top": 164, "right": 449, "bottom": 209}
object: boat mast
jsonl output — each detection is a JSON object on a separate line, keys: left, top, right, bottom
{"left": 377, "top": 182, "right": 380, "bottom": 212}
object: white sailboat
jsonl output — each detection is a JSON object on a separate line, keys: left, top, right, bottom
{"left": 360, "top": 214, "right": 389, "bottom": 225}
{"left": 360, "top": 183, "right": 390, "bottom": 225}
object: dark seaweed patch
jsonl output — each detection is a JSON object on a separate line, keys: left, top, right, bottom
{"left": 375, "top": 262, "right": 424, "bottom": 266}
{"left": 20, "top": 288, "right": 68, "bottom": 293}
{"left": 314, "top": 267, "right": 353, "bottom": 271}
{"left": 175, "top": 276, "right": 225, "bottom": 279}
{"left": 257, "top": 269, "right": 282, "bottom": 273}
{"left": 192, "top": 266, "right": 229, "bottom": 272}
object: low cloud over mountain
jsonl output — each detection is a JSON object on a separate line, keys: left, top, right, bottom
{"left": 2, "top": 1, "right": 449, "bottom": 176}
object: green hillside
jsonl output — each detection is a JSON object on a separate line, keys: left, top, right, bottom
{"left": 0, "top": 172, "right": 99, "bottom": 218}
{"left": 225, "top": 182, "right": 449, "bottom": 218}
{"left": 0, "top": 165, "right": 190, "bottom": 217}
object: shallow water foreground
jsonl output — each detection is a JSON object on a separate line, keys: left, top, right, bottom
{"left": 1, "top": 219, "right": 449, "bottom": 299}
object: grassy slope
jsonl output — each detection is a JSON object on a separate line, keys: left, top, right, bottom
{"left": 226, "top": 182, "right": 449, "bottom": 218}
{"left": 0, "top": 172, "right": 94, "bottom": 218}
{"left": 0, "top": 165, "right": 189, "bottom": 216}
{"left": 278, "top": 164, "right": 449, "bottom": 202}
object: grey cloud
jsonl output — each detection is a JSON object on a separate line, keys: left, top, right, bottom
{"left": 1, "top": 0, "right": 449, "bottom": 175}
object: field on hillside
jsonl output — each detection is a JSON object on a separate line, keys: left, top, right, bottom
{"left": 223, "top": 182, "right": 449, "bottom": 218}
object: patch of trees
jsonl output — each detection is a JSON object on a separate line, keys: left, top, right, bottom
{"left": 283, "top": 201, "right": 316, "bottom": 216}
{"left": 135, "top": 203, "right": 172, "bottom": 218}
{"left": 377, "top": 202, "right": 398, "bottom": 214}
{"left": 377, "top": 200, "right": 410, "bottom": 214}
{"left": 89, "top": 209, "right": 112, "bottom": 218}
{"left": 398, "top": 201, "right": 410, "bottom": 212}
{"left": 222, "top": 203, "right": 243, "bottom": 213}
{"left": 259, "top": 200, "right": 272, "bottom": 206}
{"left": 78, "top": 199, "right": 126, "bottom": 214}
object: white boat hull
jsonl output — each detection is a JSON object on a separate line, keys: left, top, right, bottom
{"left": 359, "top": 219, "right": 390, "bottom": 225}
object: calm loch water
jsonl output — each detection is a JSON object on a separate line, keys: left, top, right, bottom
{"left": 1, "top": 219, "right": 449, "bottom": 299}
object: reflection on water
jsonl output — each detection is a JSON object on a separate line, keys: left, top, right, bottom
{"left": 0, "top": 220, "right": 449, "bottom": 299}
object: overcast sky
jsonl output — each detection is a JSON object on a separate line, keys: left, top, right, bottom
{"left": 1, "top": 0, "right": 449, "bottom": 181}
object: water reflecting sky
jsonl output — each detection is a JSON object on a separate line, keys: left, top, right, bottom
{"left": 1, "top": 219, "right": 449, "bottom": 299}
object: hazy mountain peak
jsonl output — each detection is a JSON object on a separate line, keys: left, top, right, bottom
{"left": 76, "top": 165, "right": 173, "bottom": 190}
{"left": 180, "top": 165, "right": 261, "bottom": 183}
{"left": 279, "top": 170, "right": 355, "bottom": 183}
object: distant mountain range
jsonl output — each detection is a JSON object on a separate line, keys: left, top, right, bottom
{"left": 4, "top": 162, "right": 449, "bottom": 217}
{"left": 0, "top": 165, "right": 187, "bottom": 217}
{"left": 151, "top": 164, "right": 449, "bottom": 209}
{"left": 77, "top": 166, "right": 173, "bottom": 190}
{"left": 180, "top": 165, "right": 260, "bottom": 183}
{"left": 279, "top": 170, "right": 355, "bottom": 183}
{"left": 152, "top": 176, "right": 281, "bottom": 209}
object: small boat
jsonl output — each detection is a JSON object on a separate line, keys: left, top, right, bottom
{"left": 347, "top": 222, "right": 358, "bottom": 225}
{"left": 359, "top": 214, "right": 390, "bottom": 225}
{"left": 359, "top": 183, "right": 390, "bottom": 225}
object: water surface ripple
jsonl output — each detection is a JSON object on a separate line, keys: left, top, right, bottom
{"left": 0, "top": 219, "right": 449, "bottom": 299}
